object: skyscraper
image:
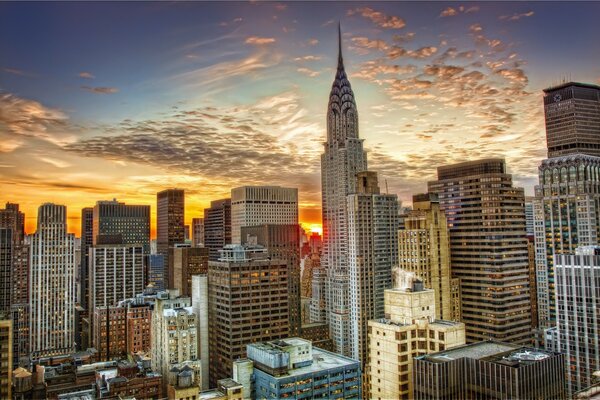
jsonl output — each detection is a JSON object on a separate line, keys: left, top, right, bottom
{"left": 543, "top": 82, "right": 600, "bottom": 158}
{"left": 347, "top": 171, "right": 399, "bottom": 365}
{"left": 208, "top": 245, "right": 289, "bottom": 386}
{"left": 0, "top": 319, "right": 12, "bottom": 399}
{"left": 549, "top": 246, "right": 600, "bottom": 394}
{"left": 167, "top": 245, "right": 209, "bottom": 296}
{"left": 29, "top": 203, "right": 76, "bottom": 358}
{"left": 157, "top": 189, "right": 185, "bottom": 255}
{"left": 241, "top": 224, "right": 301, "bottom": 335}
{"left": 203, "top": 198, "right": 231, "bottom": 261}
{"left": 231, "top": 185, "right": 298, "bottom": 244}
{"left": 321, "top": 25, "right": 368, "bottom": 355}
{"left": 78, "top": 207, "right": 93, "bottom": 351}
{"left": 398, "top": 193, "right": 461, "bottom": 321}
{"left": 428, "top": 159, "right": 532, "bottom": 344}
{"left": 0, "top": 228, "right": 11, "bottom": 314}
{"left": 534, "top": 82, "right": 600, "bottom": 330}
{"left": 92, "top": 199, "right": 150, "bottom": 253}
{"left": 191, "top": 217, "right": 204, "bottom": 247}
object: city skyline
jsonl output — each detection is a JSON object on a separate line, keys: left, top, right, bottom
{"left": 2, "top": 2, "right": 600, "bottom": 236}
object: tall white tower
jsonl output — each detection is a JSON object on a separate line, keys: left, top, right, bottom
{"left": 321, "top": 24, "right": 368, "bottom": 355}
{"left": 29, "top": 203, "right": 76, "bottom": 358}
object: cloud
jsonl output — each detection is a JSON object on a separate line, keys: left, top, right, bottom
{"left": 348, "top": 7, "right": 406, "bottom": 29}
{"left": 307, "top": 39, "right": 319, "bottom": 46}
{"left": 392, "top": 32, "right": 416, "bottom": 43}
{"left": 294, "top": 55, "right": 321, "bottom": 62}
{"left": 351, "top": 37, "right": 389, "bottom": 52}
{"left": 500, "top": 11, "right": 534, "bottom": 21}
{"left": 81, "top": 86, "right": 119, "bottom": 94}
{"left": 78, "top": 72, "right": 95, "bottom": 79}
{"left": 2, "top": 67, "right": 37, "bottom": 78}
{"left": 297, "top": 67, "right": 320, "bottom": 77}
{"left": 0, "top": 93, "right": 74, "bottom": 146}
{"left": 440, "top": 5, "right": 480, "bottom": 17}
{"left": 245, "top": 36, "right": 276, "bottom": 45}
{"left": 469, "top": 23, "right": 483, "bottom": 33}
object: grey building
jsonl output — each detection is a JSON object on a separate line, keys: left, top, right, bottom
{"left": 543, "top": 82, "right": 600, "bottom": 159}
{"left": 413, "top": 341, "right": 566, "bottom": 399}
{"left": 547, "top": 246, "right": 600, "bottom": 394}
{"left": 92, "top": 199, "right": 150, "bottom": 254}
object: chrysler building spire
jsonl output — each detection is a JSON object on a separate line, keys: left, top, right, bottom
{"left": 327, "top": 24, "right": 359, "bottom": 145}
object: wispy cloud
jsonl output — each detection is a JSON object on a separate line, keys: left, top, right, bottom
{"left": 348, "top": 7, "right": 406, "bottom": 29}
{"left": 78, "top": 72, "right": 95, "bottom": 79}
{"left": 245, "top": 36, "right": 276, "bottom": 45}
{"left": 81, "top": 86, "right": 119, "bottom": 94}
{"left": 439, "top": 5, "right": 479, "bottom": 18}
{"left": 297, "top": 67, "right": 320, "bottom": 77}
{"left": 2, "top": 67, "right": 37, "bottom": 77}
{"left": 500, "top": 11, "right": 534, "bottom": 21}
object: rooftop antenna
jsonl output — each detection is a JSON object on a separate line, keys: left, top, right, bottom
{"left": 385, "top": 178, "right": 389, "bottom": 194}
{"left": 338, "top": 21, "right": 343, "bottom": 65}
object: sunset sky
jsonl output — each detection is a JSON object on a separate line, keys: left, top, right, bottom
{"left": 1, "top": 1, "right": 600, "bottom": 237}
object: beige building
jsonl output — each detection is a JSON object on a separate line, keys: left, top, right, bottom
{"left": 368, "top": 273, "right": 465, "bottom": 400}
{"left": 398, "top": 193, "right": 461, "bottom": 321}
{"left": 152, "top": 290, "right": 201, "bottom": 391}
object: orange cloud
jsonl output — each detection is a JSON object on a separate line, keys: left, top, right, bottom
{"left": 348, "top": 7, "right": 406, "bottom": 29}
{"left": 245, "top": 36, "right": 276, "bottom": 45}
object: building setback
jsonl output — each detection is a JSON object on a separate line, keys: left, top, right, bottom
{"left": 203, "top": 199, "right": 232, "bottom": 262}
{"left": 347, "top": 171, "right": 398, "bottom": 366}
{"left": 208, "top": 245, "right": 289, "bottom": 386}
{"left": 29, "top": 203, "right": 76, "bottom": 359}
{"left": 413, "top": 341, "right": 566, "bottom": 399}
{"left": 428, "top": 159, "right": 532, "bottom": 344}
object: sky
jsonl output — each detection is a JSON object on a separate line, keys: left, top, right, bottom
{"left": 1, "top": 1, "right": 600, "bottom": 237}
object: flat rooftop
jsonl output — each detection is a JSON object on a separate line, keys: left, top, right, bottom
{"left": 420, "top": 341, "right": 557, "bottom": 367}
{"left": 199, "top": 389, "right": 226, "bottom": 400}
{"left": 265, "top": 348, "right": 358, "bottom": 380}
{"left": 218, "top": 378, "right": 242, "bottom": 389}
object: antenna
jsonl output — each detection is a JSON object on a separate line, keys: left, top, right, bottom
{"left": 385, "top": 179, "right": 389, "bottom": 194}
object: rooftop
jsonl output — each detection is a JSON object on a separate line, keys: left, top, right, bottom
{"left": 259, "top": 347, "right": 358, "bottom": 380}
{"left": 199, "top": 389, "right": 227, "bottom": 400}
{"left": 419, "top": 341, "right": 557, "bottom": 367}
{"left": 218, "top": 378, "right": 243, "bottom": 389}
{"left": 543, "top": 81, "right": 600, "bottom": 93}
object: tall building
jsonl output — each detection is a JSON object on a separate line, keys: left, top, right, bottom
{"left": 151, "top": 290, "right": 201, "bottom": 391}
{"left": 321, "top": 25, "right": 368, "bottom": 356}
{"left": 398, "top": 193, "right": 461, "bottom": 321}
{"left": 0, "top": 203, "right": 29, "bottom": 367}
{"left": 524, "top": 196, "right": 535, "bottom": 237}
{"left": 240, "top": 338, "right": 361, "bottom": 400}
{"left": 192, "top": 217, "right": 204, "bottom": 247}
{"left": 310, "top": 264, "right": 327, "bottom": 323}
{"left": 413, "top": 341, "right": 566, "bottom": 399}
{"left": 168, "top": 245, "right": 209, "bottom": 297}
{"left": 78, "top": 207, "right": 93, "bottom": 351}
{"left": 90, "top": 244, "right": 145, "bottom": 315}
{"left": 549, "top": 246, "right": 600, "bottom": 394}
{"left": 29, "top": 203, "right": 76, "bottom": 358}
{"left": 148, "top": 254, "right": 166, "bottom": 291}
{"left": 93, "top": 306, "right": 127, "bottom": 361}
{"left": 203, "top": 199, "right": 231, "bottom": 261}
{"left": 231, "top": 185, "right": 298, "bottom": 244}
{"left": 544, "top": 82, "right": 600, "bottom": 158}
{"left": 191, "top": 275, "right": 209, "bottom": 391}
{"left": 208, "top": 245, "right": 289, "bottom": 386}
{"left": 157, "top": 189, "right": 185, "bottom": 256}
{"left": 241, "top": 224, "right": 301, "bottom": 335}
{"left": 347, "top": 171, "right": 399, "bottom": 365}
{"left": 368, "top": 275, "right": 466, "bottom": 400}
{"left": 428, "top": 159, "right": 532, "bottom": 344}
{"left": 0, "top": 319, "right": 12, "bottom": 399}
{"left": 92, "top": 199, "right": 150, "bottom": 253}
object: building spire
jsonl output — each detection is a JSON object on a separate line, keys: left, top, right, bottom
{"left": 338, "top": 21, "right": 343, "bottom": 67}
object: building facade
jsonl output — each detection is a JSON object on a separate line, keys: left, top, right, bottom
{"left": 413, "top": 341, "right": 566, "bottom": 399}
{"left": 203, "top": 199, "right": 231, "bottom": 261}
{"left": 29, "top": 203, "right": 76, "bottom": 358}
{"left": 321, "top": 25, "right": 368, "bottom": 356}
{"left": 148, "top": 254, "right": 166, "bottom": 291}
{"left": 168, "top": 245, "right": 209, "bottom": 297}
{"left": 92, "top": 200, "right": 150, "bottom": 253}
{"left": 157, "top": 189, "right": 185, "bottom": 256}
{"left": 0, "top": 319, "right": 12, "bottom": 399}
{"left": 347, "top": 171, "right": 399, "bottom": 366}
{"left": 241, "top": 224, "right": 301, "bottom": 335}
{"left": 551, "top": 247, "right": 600, "bottom": 394}
{"left": 398, "top": 193, "right": 460, "bottom": 322}
{"left": 192, "top": 217, "right": 204, "bottom": 247}
{"left": 428, "top": 159, "right": 532, "bottom": 344}
{"left": 208, "top": 245, "right": 289, "bottom": 386}
{"left": 231, "top": 186, "right": 298, "bottom": 245}
{"left": 368, "top": 277, "right": 466, "bottom": 400}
